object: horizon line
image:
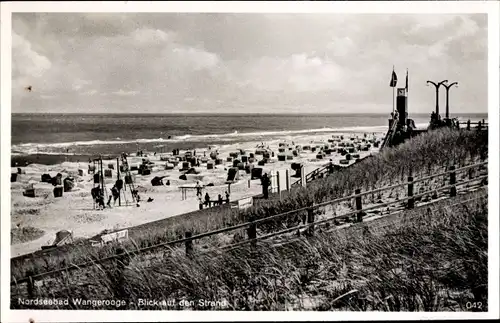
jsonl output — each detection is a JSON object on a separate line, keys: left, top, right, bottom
{"left": 11, "top": 111, "right": 489, "bottom": 115}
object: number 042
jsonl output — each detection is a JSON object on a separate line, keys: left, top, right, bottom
{"left": 466, "top": 302, "right": 482, "bottom": 310}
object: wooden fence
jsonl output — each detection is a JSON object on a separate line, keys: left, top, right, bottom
{"left": 292, "top": 155, "right": 371, "bottom": 188}
{"left": 459, "top": 120, "right": 489, "bottom": 131}
{"left": 11, "top": 160, "right": 488, "bottom": 292}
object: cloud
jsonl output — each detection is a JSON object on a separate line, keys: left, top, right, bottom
{"left": 11, "top": 13, "right": 488, "bottom": 114}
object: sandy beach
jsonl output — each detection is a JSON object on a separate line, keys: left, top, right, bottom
{"left": 10, "top": 131, "right": 383, "bottom": 257}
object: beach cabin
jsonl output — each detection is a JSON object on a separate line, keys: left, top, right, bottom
{"left": 104, "top": 169, "right": 113, "bottom": 178}
{"left": 251, "top": 167, "right": 263, "bottom": 180}
{"left": 245, "top": 163, "right": 254, "bottom": 174}
{"left": 226, "top": 167, "right": 240, "bottom": 183}
{"left": 291, "top": 163, "right": 302, "bottom": 178}
{"left": 255, "top": 148, "right": 267, "bottom": 155}
{"left": 53, "top": 186, "right": 63, "bottom": 198}
{"left": 181, "top": 161, "right": 190, "bottom": 171}
{"left": 189, "top": 157, "right": 198, "bottom": 167}
{"left": 151, "top": 176, "right": 166, "bottom": 186}
{"left": 23, "top": 183, "right": 36, "bottom": 198}
{"left": 63, "top": 177, "right": 75, "bottom": 192}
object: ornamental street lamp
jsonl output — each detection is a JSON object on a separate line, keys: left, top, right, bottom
{"left": 442, "top": 82, "right": 459, "bottom": 120}
{"left": 426, "top": 80, "right": 448, "bottom": 117}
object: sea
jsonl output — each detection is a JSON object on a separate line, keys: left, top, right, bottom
{"left": 11, "top": 113, "right": 488, "bottom": 166}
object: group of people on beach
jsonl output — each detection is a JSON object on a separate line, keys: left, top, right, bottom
{"left": 195, "top": 181, "right": 230, "bottom": 209}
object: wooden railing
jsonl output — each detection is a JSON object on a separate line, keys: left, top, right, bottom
{"left": 458, "top": 121, "right": 489, "bottom": 131}
{"left": 11, "top": 160, "right": 488, "bottom": 291}
{"left": 381, "top": 118, "right": 399, "bottom": 149}
{"left": 292, "top": 155, "right": 372, "bottom": 188}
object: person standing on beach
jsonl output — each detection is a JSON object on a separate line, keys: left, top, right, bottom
{"left": 225, "top": 191, "right": 230, "bottom": 203}
{"left": 111, "top": 185, "right": 120, "bottom": 206}
{"left": 262, "top": 173, "right": 270, "bottom": 199}
{"left": 198, "top": 195, "right": 203, "bottom": 210}
{"left": 218, "top": 194, "right": 223, "bottom": 205}
{"left": 106, "top": 194, "right": 113, "bottom": 208}
{"left": 195, "top": 181, "right": 202, "bottom": 197}
{"left": 205, "top": 192, "right": 211, "bottom": 207}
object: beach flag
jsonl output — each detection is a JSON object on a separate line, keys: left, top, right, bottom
{"left": 405, "top": 69, "right": 409, "bottom": 92}
{"left": 390, "top": 69, "right": 398, "bottom": 87}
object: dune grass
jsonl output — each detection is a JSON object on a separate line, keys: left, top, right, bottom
{"left": 10, "top": 128, "right": 488, "bottom": 284}
{"left": 12, "top": 190, "right": 488, "bottom": 311}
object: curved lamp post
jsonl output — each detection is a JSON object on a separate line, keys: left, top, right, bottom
{"left": 442, "top": 82, "right": 458, "bottom": 119}
{"left": 426, "top": 80, "right": 448, "bottom": 116}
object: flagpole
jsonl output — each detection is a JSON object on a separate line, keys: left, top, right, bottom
{"left": 406, "top": 69, "right": 408, "bottom": 119}
{"left": 392, "top": 66, "right": 395, "bottom": 115}
{"left": 392, "top": 87, "right": 395, "bottom": 115}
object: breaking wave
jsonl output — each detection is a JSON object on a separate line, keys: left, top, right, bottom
{"left": 11, "top": 124, "right": 417, "bottom": 155}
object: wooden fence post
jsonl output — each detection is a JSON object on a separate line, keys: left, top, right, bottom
{"left": 307, "top": 207, "right": 315, "bottom": 236}
{"left": 355, "top": 189, "right": 363, "bottom": 222}
{"left": 115, "top": 247, "right": 128, "bottom": 298}
{"left": 185, "top": 231, "right": 193, "bottom": 257}
{"left": 116, "top": 158, "right": 121, "bottom": 206}
{"left": 277, "top": 171, "right": 281, "bottom": 199}
{"left": 247, "top": 217, "right": 257, "bottom": 249}
{"left": 286, "top": 169, "right": 290, "bottom": 191}
{"left": 449, "top": 165, "right": 457, "bottom": 197}
{"left": 26, "top": 270, "right": 34, "bottom": 298}
{"left": 407, "top": 176, "right": 414, "bottom": 209}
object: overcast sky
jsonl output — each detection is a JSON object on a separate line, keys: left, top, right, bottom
{"left": 12, "top": 13, "right": 487, "bottom": 114}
